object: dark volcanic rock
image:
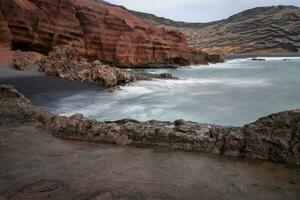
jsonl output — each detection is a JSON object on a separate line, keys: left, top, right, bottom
{"left": 1, "top": 85, "right": 299, "bottom": 166}
{"left": 13, "top": 50, "right": 45, "bottom": 70}
{"left": 38, "top": 45, "right": 135, "bottom": 87}
{"left": 37, "top": 45, "right": 177, "bottom": 87}
{"left": 0, "top": 0, "right": 214, "bottom": 67}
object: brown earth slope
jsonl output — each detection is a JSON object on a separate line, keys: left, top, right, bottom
{"left": 0, "top": 0, "right": 212, "bottom": 67}
{"left": 129, "top": 6, "right": 300, "bottom": 54}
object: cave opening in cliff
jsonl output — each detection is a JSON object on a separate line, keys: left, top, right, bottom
{"left": 11, "top": 42, "right": 32, "bottom": 52}
{"left": 11, "top": 42, "right": 49, "bottom": 55}
{"left": 171, "top": 57, "right": 189, "bottom": 65}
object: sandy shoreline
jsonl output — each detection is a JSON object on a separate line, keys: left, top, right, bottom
{"left": 1, "top": 53, "right": 299, "bottom": 100}
{"left": 0, "top": 63, "right": 104, "bottom": 98}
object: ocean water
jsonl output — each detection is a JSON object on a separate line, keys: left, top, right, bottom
{"left": 32, "top": 57, "right": 300, "bottom": 126}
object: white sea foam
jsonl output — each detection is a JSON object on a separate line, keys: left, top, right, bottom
{"left": 118, "top": 77, "right": 271, "bottom": 97}
{"left": 188, "top": 62, "right": 253, "bottom": 70}
{"left": 56, "top": 75, "right": 272, "bottom": 118}
{"left": 39, "top": 57, "right": 300, "bottom": 126}
{"left": 253, "top": 57, "right": 300, "bottom": 61}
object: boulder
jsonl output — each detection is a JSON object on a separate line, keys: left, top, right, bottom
{"left": 38, "top": 46, "right": 135, "bottom": 87}
{"left": 13, "top": 50, "right": 45, "bottom": 70}
{"left": 38, "top": 45, "right": 178, "bottom": 87}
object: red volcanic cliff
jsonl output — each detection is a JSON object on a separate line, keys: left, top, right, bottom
{"left": 0, "top": 0, "right": 207, "bottom": 66}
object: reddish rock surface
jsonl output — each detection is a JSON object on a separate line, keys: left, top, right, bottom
{"left": 0, "top": 47, "right": 12, "bottom": 64}
{"left": 0, "top": 0, "right": 208, "bottom": 67}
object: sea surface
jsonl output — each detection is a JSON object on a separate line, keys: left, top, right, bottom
{"left": 31, "top": 57, "right": 300, "bottom": 126}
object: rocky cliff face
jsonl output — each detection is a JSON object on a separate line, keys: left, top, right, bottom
{"left": 12, "top": 46, "right": 177, "bottom": 88}
{"left": 130, "top": 6, "right": 300, "bottom": 54}
{"left": 0, "top": 0, "right": 208, "bottom": 67}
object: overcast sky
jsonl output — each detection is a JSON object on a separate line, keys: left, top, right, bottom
{"left": 106, "top": 0, "right": 300, "bottom": 22}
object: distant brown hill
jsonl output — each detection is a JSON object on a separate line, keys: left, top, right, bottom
{"left": 129, "top": 6, "right": 300, "bottom": 54}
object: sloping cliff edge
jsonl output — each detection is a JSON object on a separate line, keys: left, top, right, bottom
{"left": 129, "top": 6, "right": 300, "bottom": 55}
{"left": 1, "top": 85, "right": 299, "bottom": 166}
{"left": 0, "top": 0, "right": 221, "bottom": 67}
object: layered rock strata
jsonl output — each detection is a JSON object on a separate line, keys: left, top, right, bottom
{"left": 130, "top": 6, "right": 300, "bottom": 54}
{"left": 0, "top": 0, "right": 216, "bottom": 66}
{"left": 1, "top": 85, "right": 299, "bottom": 166}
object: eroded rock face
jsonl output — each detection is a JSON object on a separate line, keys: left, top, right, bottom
{"left": 13, "top": 50, "right": 45, "bottom": 70}
{"left": 131, "top": 6, "right": 300, "bottom": 54}
{"left": 1, "top": 85, "right": 299, "bottom": 166}
{"left": 38, "top": 46, "right": 135, "bottom": 87}
{"left": 37, "top": 45, "right": 176, "bottom": 87}
{"left": 0, "top": 0, "right": 210, "bottom": 66}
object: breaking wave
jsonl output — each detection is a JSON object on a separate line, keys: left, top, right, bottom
{"left": 35, "top": 58, "right": 300, "bottom": 126}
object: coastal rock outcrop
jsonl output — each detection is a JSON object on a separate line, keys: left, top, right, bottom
{"left": 13, "top": 50, "right": 45, "bottom": 70}
{"left": 39, "top": 46, "right": 134, "bottom": 87}
{"left": 1, "top": 85, "right": 299, "bottom": 166}
{"left": 0, "top": 0, "right": 213, "bottom": 67}
{"left": 37, "top": 45, "right": 176, "bottom": 87}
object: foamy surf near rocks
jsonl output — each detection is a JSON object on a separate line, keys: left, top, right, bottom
{"left": 0, "top": 85, "right": 299, "bottom": 166}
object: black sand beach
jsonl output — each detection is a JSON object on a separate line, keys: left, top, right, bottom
{"left": 0, "top": 64, "right": 104, "bottom": 98}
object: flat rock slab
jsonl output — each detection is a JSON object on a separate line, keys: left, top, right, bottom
{"left": 0, "top": 124, "right": 300, "bottom": 200}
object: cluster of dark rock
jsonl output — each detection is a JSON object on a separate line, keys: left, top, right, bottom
{"left": 1, "top": 85, "right": 299, "bottom": 166}
{"left": 38, "top": 46, "right": 136, "bottom": 87}
{"left": 12, "top": 50, "right": 45, "bottom": 70}
{"left": 12, "top": 46, "right": 177, "bottom": 88}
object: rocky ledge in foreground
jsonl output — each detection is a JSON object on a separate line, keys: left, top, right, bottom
{"left": 13, "top": 46, "right": 177, "bottom": 88}
{"left": 0, "top": 85, "right": 299, "bottom": 166}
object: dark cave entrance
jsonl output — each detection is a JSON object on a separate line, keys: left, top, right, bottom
{"left": 11, "top": 42, "right": 32, "bottom": 51}
{"left": 11, "top": 41, "right": 49, "bottom": 55}
{"left": 170, "top": 57, "right": 189, "bottom": 65}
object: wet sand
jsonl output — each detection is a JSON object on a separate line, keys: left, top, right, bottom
{"left": 0, "top": 63, "right": 43, "bottom": 79}
{"left": 0, "top": 124, "right": 300, "bottom": 200}
{"left": 0, "top": 63, "right": 104, "bottom": 98}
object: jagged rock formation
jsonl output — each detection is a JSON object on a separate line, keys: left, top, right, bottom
{"left": 38, "top": 46, "right": 135, "bottom": 87}
{"left": 0, "top": 0, "right": 217, "bottom": 67}
{"left": 129, "top": 6, "right": 300, "bottom": 54}
{"left": 1, "top": 85, "right": 299, "bottom": 166}
{"left": 36, "top": 45, "right": 177, "bottom": 87}
{"left": 13, "top": 50, "right": 45, "bottom": 70}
